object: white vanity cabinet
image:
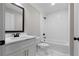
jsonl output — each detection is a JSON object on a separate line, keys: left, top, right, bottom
{"left": 2, "top": 38, "right": 36, "bottom": 56}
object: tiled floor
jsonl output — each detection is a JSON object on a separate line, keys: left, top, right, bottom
{"left": 36, "top": 43, "right": 70, "bottom": 56}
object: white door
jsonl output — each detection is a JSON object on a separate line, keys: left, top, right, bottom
{"left": 74, "top": 3, "right": 79, "bottom": 56}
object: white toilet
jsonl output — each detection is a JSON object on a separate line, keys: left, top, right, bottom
{"left": 37, "top": 42, "right": 50, "bottom": 56}
{"left": 38, "top": 43, "right": 49, "bottom": 48}
{"left": 36, "top": 37, "right": 50, "bottom": 55}
{"left": 36, "top": 37, "right": 49, "bottom": 48}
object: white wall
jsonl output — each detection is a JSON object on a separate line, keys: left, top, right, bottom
{"left": 0, "top": 4, "right": 5, "bottom": 40}
{"left": 22, "top": 4, "right": 41, "bottom": 36}
{"left": 45, "top": 8, "right": 69, "bottom": 45}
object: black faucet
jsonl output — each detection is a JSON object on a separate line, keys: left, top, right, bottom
{"left": 13, "top": 33, "right": 20, "bottom": 37}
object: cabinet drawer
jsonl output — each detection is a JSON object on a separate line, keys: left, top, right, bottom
{"left": 4, "top": 39, "right": 35, "bottom": 55}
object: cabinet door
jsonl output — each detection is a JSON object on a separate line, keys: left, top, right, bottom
{"left": 13, "top": 51, "right": 26, "bottom": 56}
{"left": 8, "top": 50, "right": 27, "bottom": 56}
{"left": 28, "top": 45, "right": 36, "bottom": 56}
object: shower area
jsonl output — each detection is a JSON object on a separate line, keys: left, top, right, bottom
{"left": 36, "top": 3, "right": 70, "bottom": 56}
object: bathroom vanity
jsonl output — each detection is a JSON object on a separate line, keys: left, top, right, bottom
{"left": 0, "top": 35, "right": 36, "bottom": 56}
{"left": 0, "top": 3, "right": 37, "bottom": 56}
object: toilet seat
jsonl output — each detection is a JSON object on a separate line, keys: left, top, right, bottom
{"left": 38, "top": 43, "right": 49, "bottom": 48}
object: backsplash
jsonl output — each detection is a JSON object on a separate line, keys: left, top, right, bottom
{"left": 5, "top": 33, "right": 13, "bottom": 38}
{"left": 5, "top": 33, "right": 28, "bottom": 38}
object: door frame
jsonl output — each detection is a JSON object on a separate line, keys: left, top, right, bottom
{"left": 68, "top": 3, "right": 74, "bottom": 56}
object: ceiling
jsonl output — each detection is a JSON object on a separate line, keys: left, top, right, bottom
{"left": 30, "top": 3, "right": 68, "bottom": 15}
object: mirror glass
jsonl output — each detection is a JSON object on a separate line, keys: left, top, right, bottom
{"left": 5, "top": 3, "right": 24, "bottom": 32}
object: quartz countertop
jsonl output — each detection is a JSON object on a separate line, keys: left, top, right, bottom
{"left": 5, "top": 35, "right": 36, "bottom": 45}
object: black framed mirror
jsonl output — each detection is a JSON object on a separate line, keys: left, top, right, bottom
{"left": 5, "top": 3, "right": 24, "bottom": 33}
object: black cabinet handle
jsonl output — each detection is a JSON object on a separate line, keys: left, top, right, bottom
{"left": 0, "top": 40, "right": 5, "bottom": 45}
{"left": 74, "top": 37, "right": 77, "bottom": 40}
{"left": 74, "top": 37, "right": 79, "bottom": 41}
